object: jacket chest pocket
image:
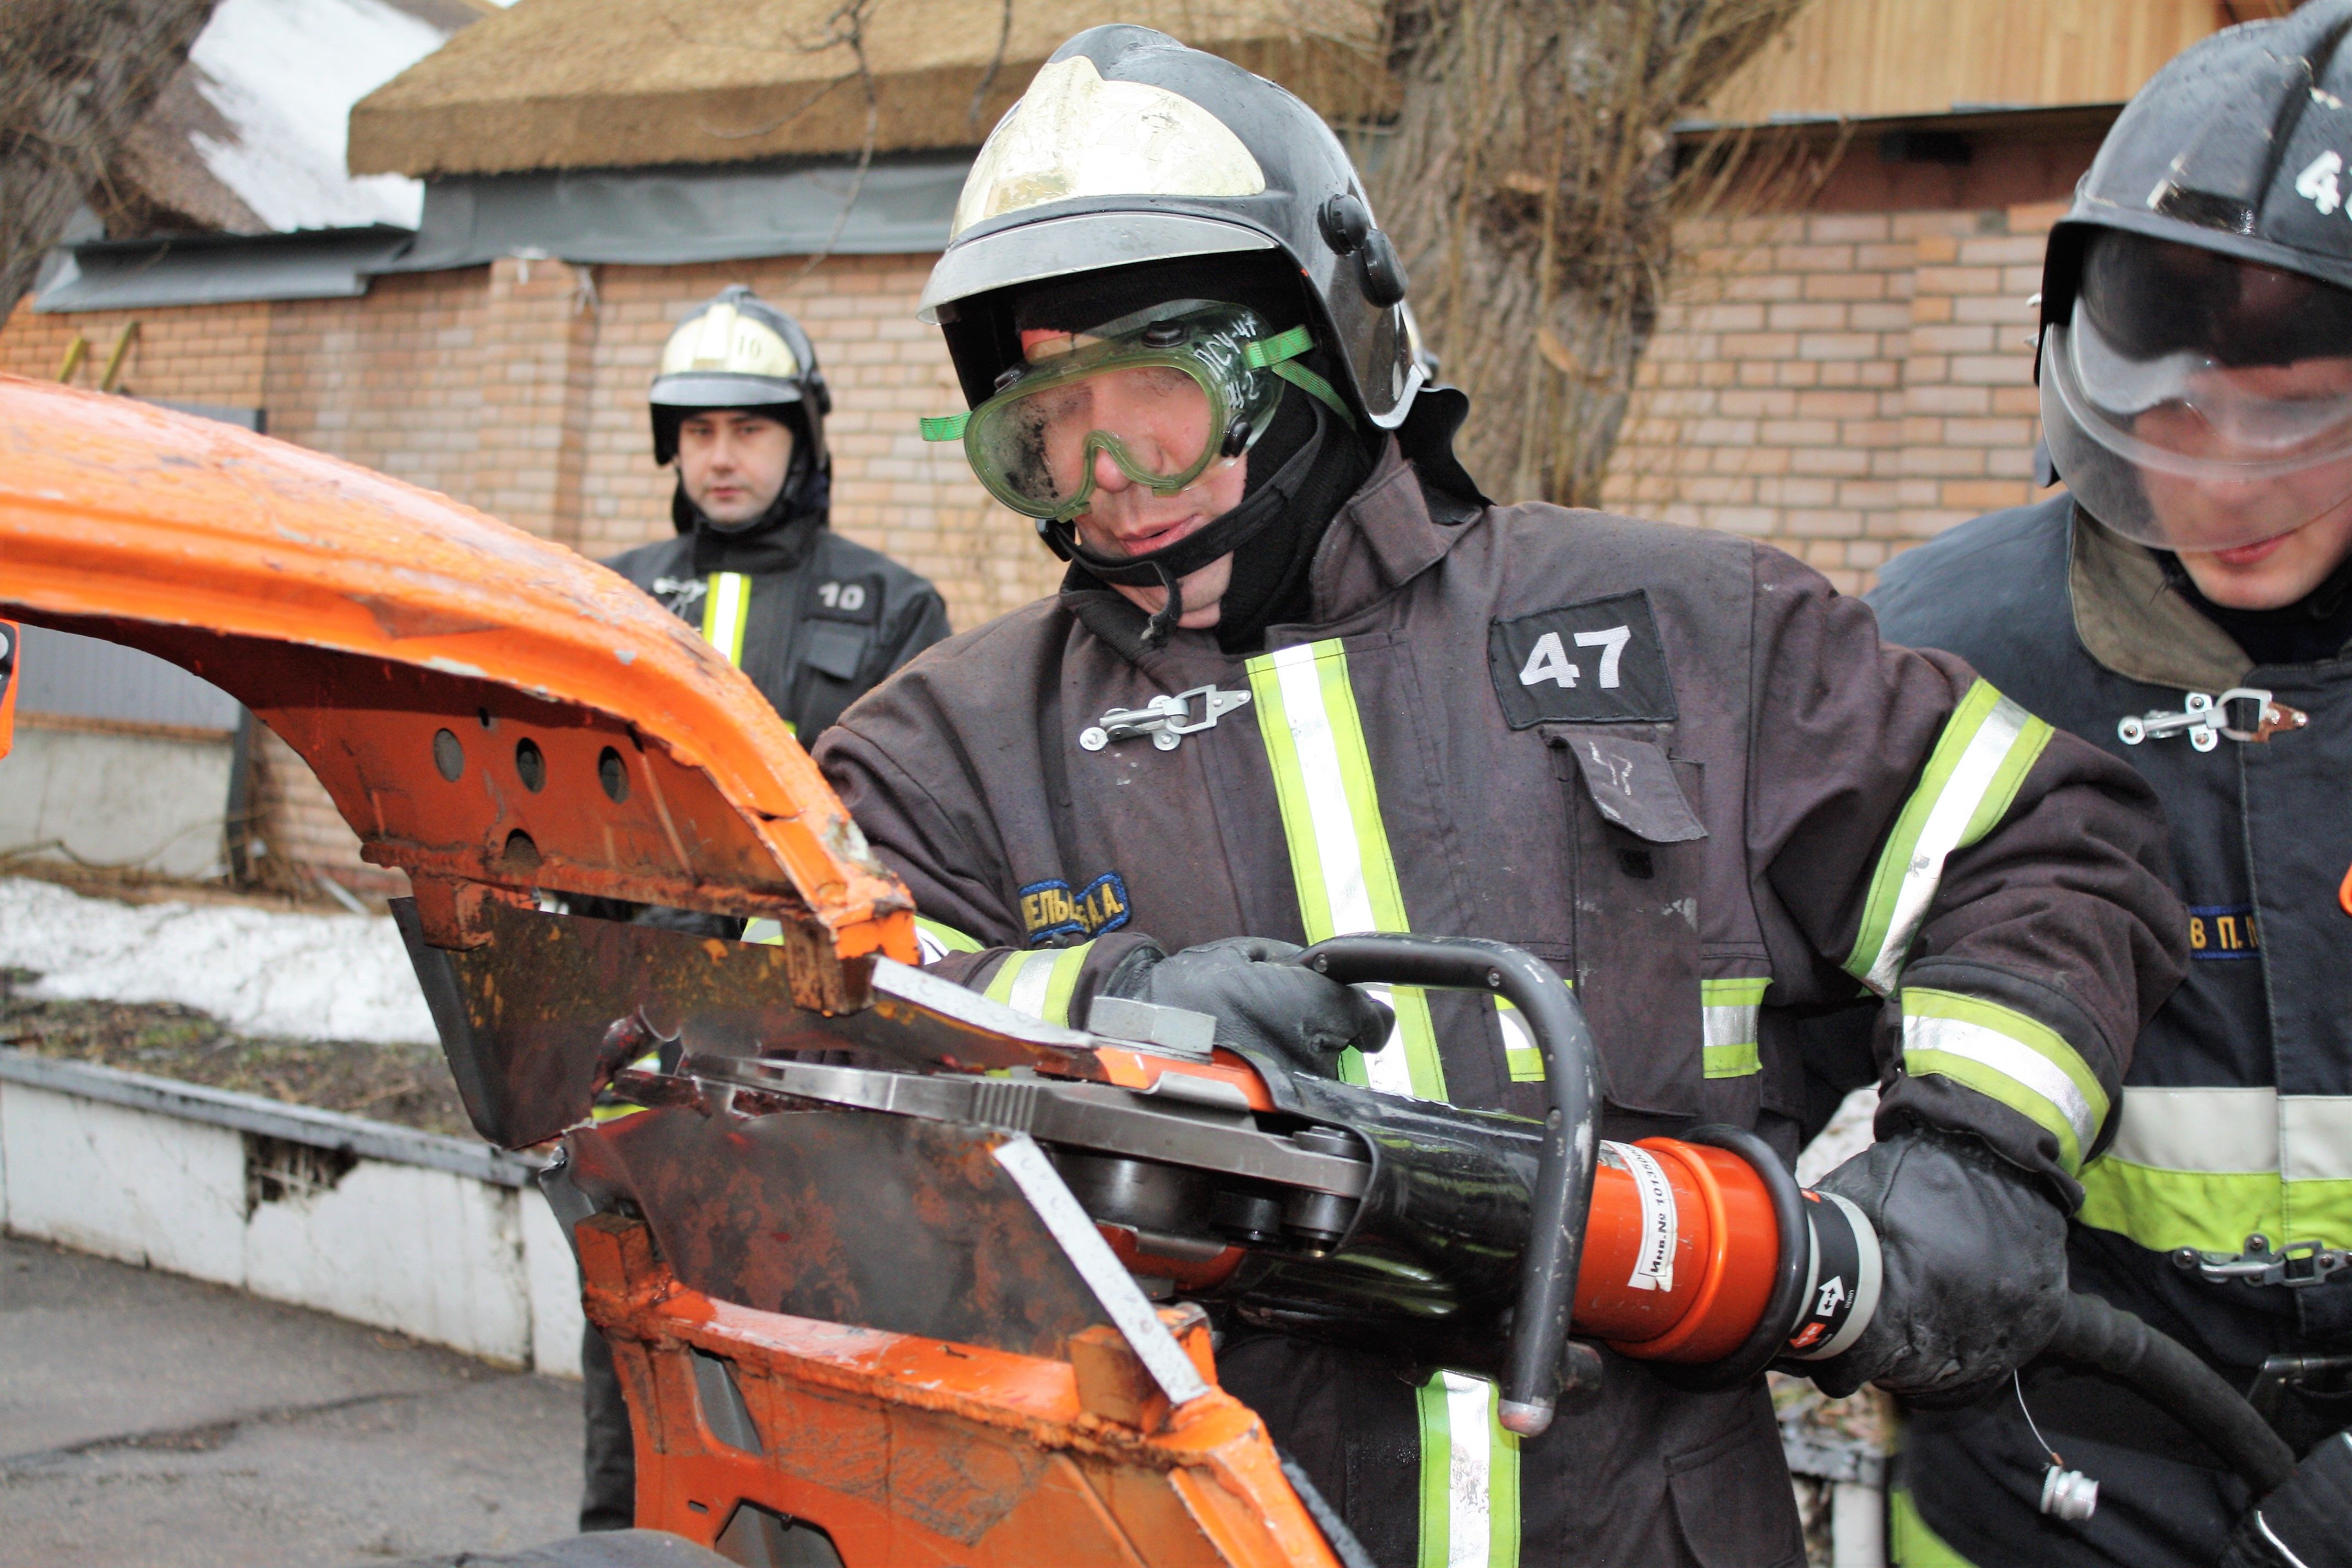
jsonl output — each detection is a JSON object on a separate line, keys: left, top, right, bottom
{"left": 1544, "top": 725, "right": 1705, "bottom": 1119}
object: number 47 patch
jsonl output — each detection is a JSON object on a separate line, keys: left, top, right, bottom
{"left": 1488, "top": 590, "right": 1678, "bottom": 728}
{"left": 2297, "top": 150, "right": 2346, "bottom": 217}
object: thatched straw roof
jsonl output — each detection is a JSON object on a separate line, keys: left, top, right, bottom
{"left": 349, "top": 0, "right": 1391, "bottom": 178}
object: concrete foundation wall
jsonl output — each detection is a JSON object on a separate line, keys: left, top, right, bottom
{"left": 0, "top": 1052, "right": 581, "bottom": 1375}
{"left": 0, "top": 722, "right": 236, "bottom": 880}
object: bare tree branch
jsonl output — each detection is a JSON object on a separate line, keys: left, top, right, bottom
{"left": 1369, "top": 0, "right": 1818, "bottom": 505}
{"left": 0, "top": 0, "right": 220, "bottom": 324}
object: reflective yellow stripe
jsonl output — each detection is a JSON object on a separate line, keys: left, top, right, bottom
{"left": 1245, "top": 639, "right": 1445, "bottom": 1101}
{"left": 1901, "top": 988, "right": 2108, "bottom": 1176}
{"left": 1498, "top": 999, "right": 1544, "bottom": 1084}
{"left": 743, "top": 917, "right": 783, "bottom": 945}
{"left": 700, "top": 571, "right": 752, "bottom": 667}
{"left": 914, "top": 916, "right": 984, "bottom": 963}
{"left": 1846, "top": 682, "right": 2051, "bottom": 995}
{"left": 1415, "top": 1369, "right": 1521, "bottom": 1568}
{"left": 1890, "top": 1488, "right": 1979, "bottom": 1567}
{"left": 1701, "top": 977, "right": 1767, "bottom": 1079}
{"left": 2076, "top": 1086, "right": 2352, "bottom": 1254}
{"left": 982, "top": 943, "right": 1091, "bottom": 1025}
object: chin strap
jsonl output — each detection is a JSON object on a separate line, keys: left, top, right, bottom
{"left": 1061, "top": 396, "right": 1335, "bottom": 648}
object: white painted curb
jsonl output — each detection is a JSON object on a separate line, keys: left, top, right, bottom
{"left": 0, "top": 1048, "right": 583, "bottom": 1376}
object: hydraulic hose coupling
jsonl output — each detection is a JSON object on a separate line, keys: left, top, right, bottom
{"left": 1569, "top": 1126, "right": 1885, "bottom": 1391}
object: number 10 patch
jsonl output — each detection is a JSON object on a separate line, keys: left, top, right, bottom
{"left": 1488, "top": 590, "right": 1677, "bottom": 727}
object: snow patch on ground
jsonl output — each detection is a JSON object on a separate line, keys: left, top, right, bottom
{"left": 0, "top": 878, "right": 435, "bottom": 1046}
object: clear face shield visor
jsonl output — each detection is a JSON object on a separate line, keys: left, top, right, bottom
{"left": 921, "top": 301, "right": 1344, "bottom": 523}
{"left": 2041, "top": 231, "right": 2352, "bottom": 552}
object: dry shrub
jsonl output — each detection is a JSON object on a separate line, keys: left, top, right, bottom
{"left": 1359, "top": 0, "right": 1822, "bottom": 507}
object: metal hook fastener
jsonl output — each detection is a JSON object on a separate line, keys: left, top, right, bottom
{"left": 2171, "top": 1233, "right": 2350, "bottom": 1289}
{"left": 1079, "top": 684, "right": 1251, "bottom": 753}
{"left": 2119, "top": 688, "right": 2308, "bottom": 751}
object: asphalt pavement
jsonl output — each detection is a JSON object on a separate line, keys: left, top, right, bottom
{"left": 0, "top": 1234, "right": 584, "bottom": 1567}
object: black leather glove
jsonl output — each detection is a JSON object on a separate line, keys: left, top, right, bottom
{"left": 1098, "top": 936, "right": 1392, "bottom": 1072}
{"left": 2222, "top": 1431, "right": 2352, "bottom": 1568}
{"left": 1808, "top": 1126, "right": 2070, "bottom": 1402}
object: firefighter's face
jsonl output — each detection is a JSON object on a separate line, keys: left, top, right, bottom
{"left": 1017, "top": 330, "right": 1248, "bottom": 629}
{"left": 677, "top": 410, "right": 794, "bottom": 525}
{"left": 2139, "top": 357, "right": 2352, "bottom": 609}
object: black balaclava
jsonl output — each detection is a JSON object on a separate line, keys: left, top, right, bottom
{"left": 2160, "top": 547, "right": 2352, "bottom": 665}
{"left": 666, "top": 402, "right": 827, "bottom": 552}
{"left": 1010, "top": 257, "right": 1376, "bottom": 651}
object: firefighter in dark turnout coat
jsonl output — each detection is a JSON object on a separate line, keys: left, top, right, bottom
{"left": 607, "top": 286, "right": 949, "bottom": 743}
{"left": 814, "top": 28, "right": 2186, "bottom": 1566}
{"left": 1871, "top": 8, "right": 2352, "bottom": 1566}
{"left": 582, "top": 287, "right": 948, "bottom": 1532}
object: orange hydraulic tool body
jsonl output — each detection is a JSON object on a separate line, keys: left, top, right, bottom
{"left": 0, "top": 379, "right": 1879, "bottom": 1567}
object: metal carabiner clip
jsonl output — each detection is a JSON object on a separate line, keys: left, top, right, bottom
{"left": 1079, "top": 683, "right": 1251, "bottom": 753}
{"left": 2119, "top": 687, "right": 2307, "bottom": 752}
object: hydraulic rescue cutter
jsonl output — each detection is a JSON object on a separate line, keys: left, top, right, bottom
{"left": 0, "top": 378, "right": 1877, "bottom": 1565}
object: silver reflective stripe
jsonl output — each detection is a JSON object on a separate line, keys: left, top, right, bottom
{"left": 1905, "top": 1012, "right": 2099, "bottom": 1153}
{"left": 1861, "top": 694, "right": 2034, "bottom": 995}
{"left": 1254, "top": 640, "right": 1437, "bottom": 1101}
{"left": 1702, "top": 1003, "right": 1758, "bottom": 1055}
{"left": 1005, "top": 950, "right": 1057, "bottom": 1021}
{"left": 2109, "top": 1086, "right": 2278, "bottom": 1173}
{"left": 1442, "top": 1371, "right": 1494, "bottom": 1568}
{"left": 2284, "top": 1097, "right": 2352, "bottom": 1183}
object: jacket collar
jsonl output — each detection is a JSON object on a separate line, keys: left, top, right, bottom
{"left": 1298, "top": 436, "right": 1462, "bottom": 629}
{"left": 2068, "top": 504, "right": 2251, "bottom": 692}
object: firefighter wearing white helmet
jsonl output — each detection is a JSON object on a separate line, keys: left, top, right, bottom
{"left": 586, "top": 286, "right": 948, "bottom": 1532}
{"left": 607, "top": 285, "right": 949, "bottom": 743}
{"left": 810, "top": 24, "right": 2186, "bottom": 1567}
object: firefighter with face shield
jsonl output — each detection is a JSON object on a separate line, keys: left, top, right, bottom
{"left": 1870, "top": 7, "right": 2352, "bottom": 1565}
{"left": 813, "top": 26, "right": 2186, "bottom": 1566}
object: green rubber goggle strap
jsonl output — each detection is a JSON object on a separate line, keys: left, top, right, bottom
{"left": 1271, "top": 361, "right": 1356, "bottom": 428}
{"left": 919, "top": 412, "right": 968, "bottom": 442}
{"left": 1244, "top": 326, "right": 1355, "bottom": 428}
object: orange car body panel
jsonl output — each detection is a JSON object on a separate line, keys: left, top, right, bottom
{"left": 0, "top": 377, "right": 912, "bottom": 967}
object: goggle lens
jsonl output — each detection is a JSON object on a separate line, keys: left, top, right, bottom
{"left": 971, "top": 360, "right": 1223, "bottom": 515}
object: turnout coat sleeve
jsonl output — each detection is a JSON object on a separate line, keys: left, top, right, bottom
{"left": 1744, "top": 545, "right": 2184, "bottom": 1205}
{"left": 818, "top": 612, "right": 1162, "bottom": 1022}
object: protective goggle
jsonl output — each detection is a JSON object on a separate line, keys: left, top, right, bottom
{"left": 2043, "top": 232, "right": 2352, "bottom": 552}
{"left": 920, "top": 300, "right": 1351, "bottom": 522}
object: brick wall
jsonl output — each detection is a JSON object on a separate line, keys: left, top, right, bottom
{"left": 4, "top": 190, "right": 2077, "bottom": 890}
{"left": 1602, "top": 201, "right": 2066, "bottom": 595}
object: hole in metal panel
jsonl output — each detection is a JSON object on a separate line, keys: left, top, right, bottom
{"left": 432, "top": 728, "right": 463, "bottom": 782}
{"left": 714, "top": 1501, "right": 845, "bottom": 1568}
{"left": 502, "top": 829, "right": 541, "bottom": 873}
{"left": 689, "top": 1349, "right": 762, "bottom": 1455}
{"left": 598, "top": 745, "right": 629, "bottom": 803}
{"left": 514, "top": 737, "right": 546, "bottom": 792}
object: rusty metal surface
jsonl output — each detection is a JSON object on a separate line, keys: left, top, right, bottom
{"left": 568, "top": 1103, "right": 1113, "bottom": 1360}
{"left": 576, "top": 1213, "right": 1342, "bottom": 1568}
{"left": 394, "top": 896, "right": 864, "bottom": 1148}
{"left": 0, "top": 378, "right": 911, "bottom": 966}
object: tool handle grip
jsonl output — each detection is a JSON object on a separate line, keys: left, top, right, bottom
{"left": 1289, "top": 933, "right": 1600, "bottom": 1436}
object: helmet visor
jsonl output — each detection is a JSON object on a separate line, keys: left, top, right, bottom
{"left": 2043, "top": 232, "right": 2352, "bottom": 552}
{"left": 954, "top": 301, "right": 1287, "bottom": 522}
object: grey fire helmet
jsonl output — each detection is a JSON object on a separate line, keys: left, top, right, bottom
{"left": 2037, "top": 0, "right": 2352, "bottom": 553}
